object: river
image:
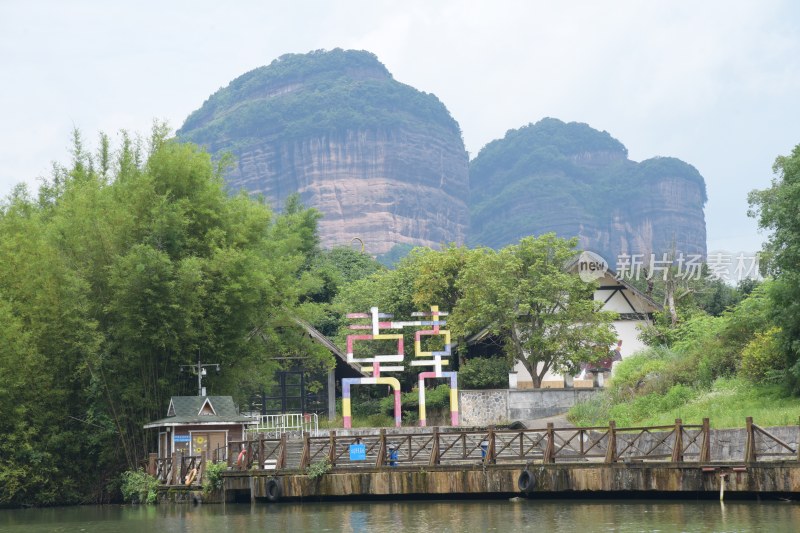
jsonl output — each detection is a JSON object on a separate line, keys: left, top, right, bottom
{"left": 1, "top": 499, "right": 798, "bottom": 532}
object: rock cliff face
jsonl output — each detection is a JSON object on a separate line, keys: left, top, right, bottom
{"left": 469, "top": 119, "right": 707, "bottom": 264}
{"left": 178, "top": 51, "right": 706, "bottom": 263}
{"left": 177, "top": 49, "right": 469, "bottom": 255}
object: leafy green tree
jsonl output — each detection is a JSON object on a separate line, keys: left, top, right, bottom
{"left": 748, "top": 143, "right": 800, "bottom": 392}
{"left": 300, "top": 246, "right": 384, "bottom": 336}
{"left": 452, "top": 234, "right": 617, "bottom": 388}
{"left": 0, "top": 126, "right": 331, "bottom": 505}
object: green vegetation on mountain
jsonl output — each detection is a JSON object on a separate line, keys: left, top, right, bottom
{"left": 469, "top": 118, "right": 707, "bottom": 259}
{"left": 178, "top": 48, "right": 461, "bottom": 152}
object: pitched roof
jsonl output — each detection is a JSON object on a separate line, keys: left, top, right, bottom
{"left": 564, "top": 253, "right": 662, "bottom": 311}
{"left": 292, "top": 316, "right": 366, "bottom": 378}
{"left": 143, "top": 396, "right": 253, "bottom": 428}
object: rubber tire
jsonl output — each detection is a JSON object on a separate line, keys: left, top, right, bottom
{"left": 517, "top": 470, "right": 535, "bottom": 492}
{"left": 266, "top": 478, "right": 282, "bottom": 502}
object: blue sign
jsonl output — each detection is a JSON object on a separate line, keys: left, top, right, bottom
{"left": 173, "top": 435, "right": 190, "bottom": 443}
{"left": 349, "top": 443, "right": 366, "bottom": 461}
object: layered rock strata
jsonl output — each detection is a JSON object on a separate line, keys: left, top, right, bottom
{"left": 178, "top": 49, "right": 469, "bottom": 255}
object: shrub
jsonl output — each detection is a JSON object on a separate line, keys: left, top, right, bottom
{"left": 306, "top": 458, "right": 331, "bottom": 479}
{"left": 202, "top": 461, "right": 228, "bottom": 493}
{"left": 606, "top": 348, "right": 671, "bottom": 401}
{"left": 120, "top": 469, "right": 159, "bottom": 504}
{"left": 459, "top": 357, "right": 512, "bottom": 389}
{"left": 607, "top": 383, "right": 697, "bottom": 426}
{"left": 741, "top": 327, "right": 785, "bottom": 383}
{"left": 380, "top": 384, "right": 452, "bottom": 424}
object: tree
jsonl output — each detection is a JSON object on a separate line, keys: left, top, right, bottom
{"left": 748, "top": 143, "right": 800, "bottom": 392}
{"left": 0, "top": 126, "right": 331, "bottom": 505}
{"left": 452, "top": 234, "right": 617, "bottom": 388}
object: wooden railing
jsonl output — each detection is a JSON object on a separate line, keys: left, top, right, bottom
{"left": 250, "top": 418, "right": 799, "bottom": 470}
{"left": 227, "top": 434, "right": 288, "bottom": 470}
{"left": 148, "top": 453, "right": 205, "bottom": 485}
{"left": 150, "top": 417, "right": 800, "bottom": 481}
{"left": 744, "top": 416, "right": 799, "bottom": 462}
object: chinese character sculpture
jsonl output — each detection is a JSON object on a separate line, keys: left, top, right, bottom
{"left": 343, "top": 307, "right": 405, "bottom": 428}
{"left": 342, "top": 305, "right": 459, "bottom": 428}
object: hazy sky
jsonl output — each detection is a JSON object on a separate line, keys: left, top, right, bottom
{"left": 2, "top": 0, "right": 798, "bottom": 254}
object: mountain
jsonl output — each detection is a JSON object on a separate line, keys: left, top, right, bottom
{"left": 177, "top": 49, "right": 469, "bottom": 255}
{"left": 178, "top": 51, "right": 707, "bottom": 264}
{"left": 469, "top": 118, "right": 707, "bottom": 264}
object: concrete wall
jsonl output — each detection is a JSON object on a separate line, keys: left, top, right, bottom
{"left": 714, "top": 426, "right": 799, "bottom": 461}
{"left": 458, "top": 388, "right": 601, "bottom": 426}
{"left": 508, "top": 389, "right": 599, "bottom": 421}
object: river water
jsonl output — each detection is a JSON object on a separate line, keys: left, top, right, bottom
{"left": 1, "top": 499, "right": 798, "bottom": 532}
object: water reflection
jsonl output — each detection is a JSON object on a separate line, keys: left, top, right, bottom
{"left": 1, "top": 499, "right": 798, "bottom": 532}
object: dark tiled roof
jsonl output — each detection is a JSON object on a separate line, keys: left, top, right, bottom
{"left": 143, "top": 396, "right": 253, "bottom": 428}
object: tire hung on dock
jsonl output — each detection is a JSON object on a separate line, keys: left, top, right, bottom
{"left": 517, "top": 470, "right": 535, "bottom": 492}
{"left": 266, "top": 478, "right": 282, "bottom": 502}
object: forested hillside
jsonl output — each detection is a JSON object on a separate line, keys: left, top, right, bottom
{"left": 469, "top": 118, "right": 708, "bottom": 262}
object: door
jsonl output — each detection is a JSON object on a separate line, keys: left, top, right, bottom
{"left": 191, "top": 433, "right": 209, "bottom": 459}
{"left": 192, "top": 431, "right": 227, "bottom": 462}
{"left": 159, "top": 432, "right": 169, "bottom": 458}
{"left": 208, "top": 432, "right": 226, "bottom": 462}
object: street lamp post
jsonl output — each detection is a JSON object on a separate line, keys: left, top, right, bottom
{"left": 180, "top": 351, "right": 220, "bottom": 396}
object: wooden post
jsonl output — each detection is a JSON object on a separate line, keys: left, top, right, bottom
{"left": 543, "top": 423, "right": 555, "bottom": 463}
{"left": 258, "top": 437, "right": 265, "bottom": 471}
{"left": 198, "top": 455, "right": 206, "bottom": 484}
{"left": 148, "top": 453, "right": 157, "bottom": 477}
{"left": 745, "top": 416, "right": 756, "bottom": 462}
{"left": 700, "top": 418, "right": 711, "bottom": 463}
{"left": 226, "top": 443, "right": 233, "bottom": 468}
{"left": 797, "top": 416, "right": 800, "bottom": 462}
{"left": 377, "top": 429, "right": 386, "bottom": 468}
{"left": 172, "top": 451, "right": 182, "bottom": 485}
{"left": 429, "top": 427, "right": 440, "bottom": 466}
{"left": 484, "top": 425, "right": 496, "bottom": 465}
{"left": 605, "top": 421, "right": 617, "bottom": 464}
{"left": 278, "top": 433, "right": 288, "bottom": 469}
{"left": 671, "top": 419, "right": 684, "bottom": 463}
{"left": 328, "top": 369, "right": 336, "bottom": 422}
{"left": 300, "top": 432, "right": 311, "bottom": 470}
{"left": 328, "top": 431, "right": 337, "bottom": 466}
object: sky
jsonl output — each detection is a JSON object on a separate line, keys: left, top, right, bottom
{"left": 2, "top": 0, "right": 799, "bottom": 255}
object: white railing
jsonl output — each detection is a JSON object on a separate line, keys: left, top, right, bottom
{"left": 244, "top": 412, "right": 320, "bottom": 438}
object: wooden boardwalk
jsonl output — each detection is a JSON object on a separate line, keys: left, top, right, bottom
{"left": 150, "top": 417, "right": 800, "bottom": 500}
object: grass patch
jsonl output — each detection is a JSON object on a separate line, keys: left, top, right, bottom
{"left": 637, "top": 378, "right": 800, "bottom": 428}
{"left": 569, "top": 377, "right": 800, "bottom": 429}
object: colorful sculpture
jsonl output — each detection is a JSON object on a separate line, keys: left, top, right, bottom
{"left": 342, "top": 305, "right": 459, "bottom": 428}
{"left": 343, "top": 307, "right": 404, "bottom": 428}
{"left": 409, "top": 306, "right": 458, "bottom": 427}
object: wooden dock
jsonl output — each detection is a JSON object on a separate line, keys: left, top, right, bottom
{"left": 150, "top": 417, "right": 800, "bottom": 501}
{"left": 222, "top": 461, "right": 800, "bottom": 502}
